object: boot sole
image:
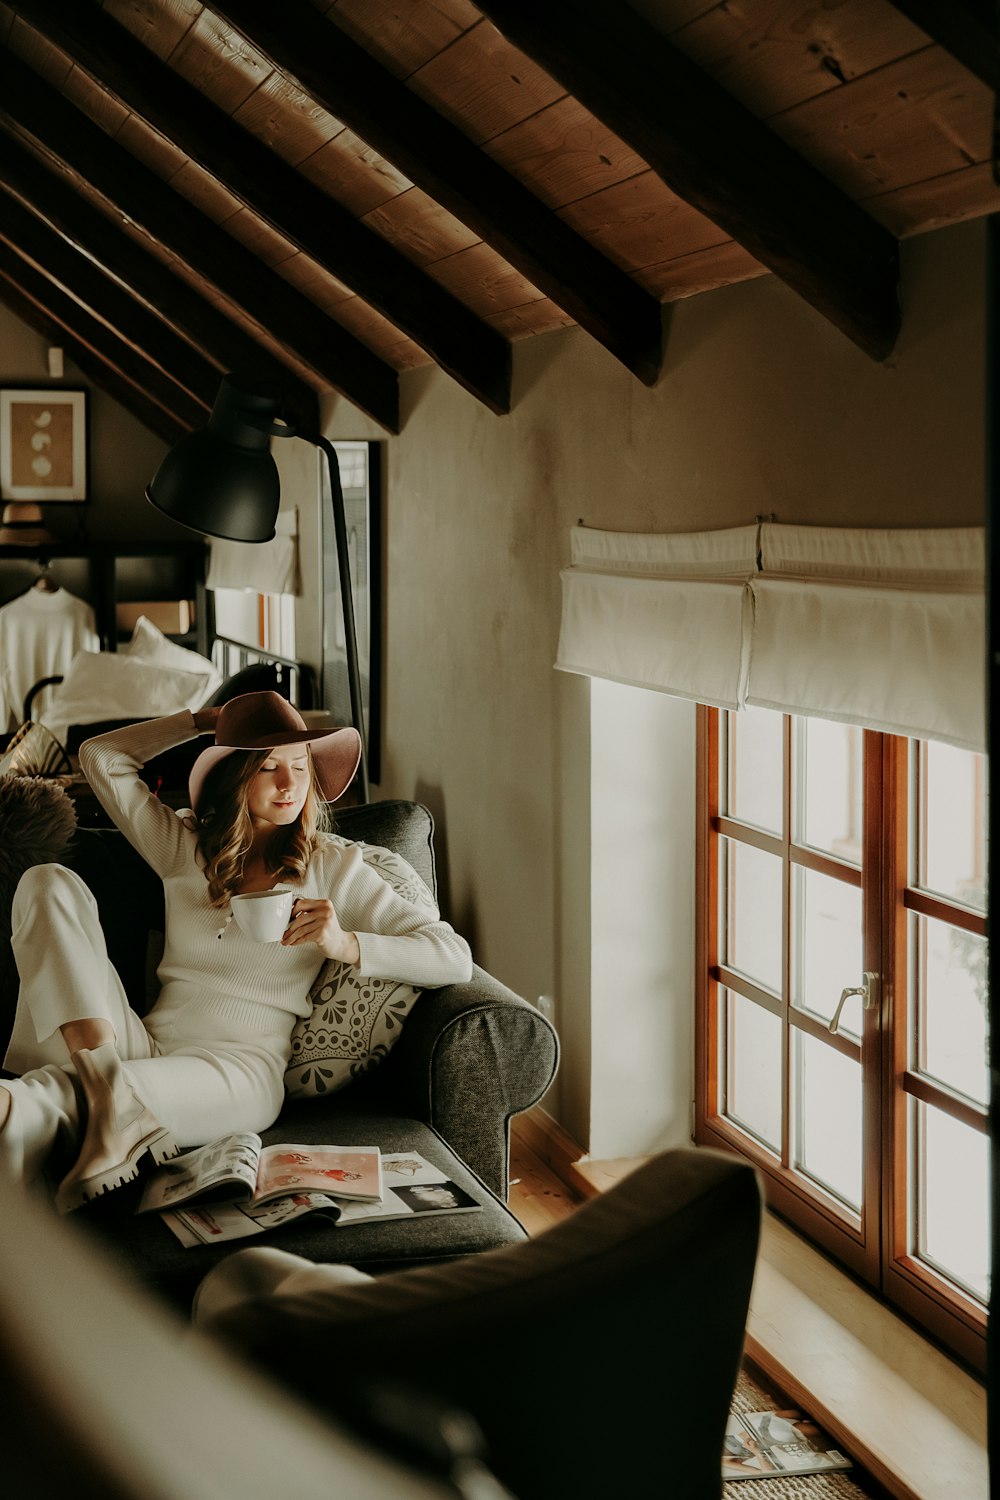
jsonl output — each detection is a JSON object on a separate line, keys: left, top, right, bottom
{"left": 56, "top": 1126, "right": 180, "bottom": 1214}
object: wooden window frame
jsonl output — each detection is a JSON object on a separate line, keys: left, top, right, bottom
{"left": 881, "top": 738, "right": 988, "bottom": 1372}
{"left": 696, "top": 706, "right": 988, "bottom": 1374}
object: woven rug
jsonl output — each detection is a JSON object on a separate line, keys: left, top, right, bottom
{"left": 723, "top": 1366, "right": 871, "bottom": 1499}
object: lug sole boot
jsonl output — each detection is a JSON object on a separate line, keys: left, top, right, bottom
{"left": 55, "top": 1043, "right": 179, "bottom": 1214}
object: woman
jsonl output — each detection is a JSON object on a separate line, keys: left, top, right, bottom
{"left": 0, "top": 691, "right": 472, "bottom": 1212}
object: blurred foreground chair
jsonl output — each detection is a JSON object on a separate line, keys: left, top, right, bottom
{"left": 0, "top": 1164, "right": 483, "bottom": 1500}
{"left": 195, "top": 1146, "right": 764, "bottom": 1500}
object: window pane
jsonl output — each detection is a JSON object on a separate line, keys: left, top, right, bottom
{"left": 792, "top": 1031, "right": 862, "bottom": 1212}
{"left": 790, "top": 867, "right": 863, "bottom": 1034}
{"left": 912, "top": 912, "right": 988, "bottom": 1107}
{"left": 792, "top": 717, "right": 863, "bottom": 865}
{"left": 917, "top": 741, "right": 987, "bottom": 912}
{"left": 724, "top": 840, "right": 783, "bottom": 994}
{"left": 724, "top": 990, "right": 782, "bottom": 1152}
{"left": 726, "top": 707, "right": 783, "bottom": 834}
{"left": 212, "top": 587, "right": 263, "bottom": 648}
{"left": 915, "top": 1104, "right": 989, "bottom": 1304}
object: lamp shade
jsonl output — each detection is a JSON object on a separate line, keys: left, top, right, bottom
{"left": 146, "top": 374, "right": 285, "bottom": 542}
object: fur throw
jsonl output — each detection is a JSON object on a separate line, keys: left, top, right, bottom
{"left": 0, "top": 776, "right": 78, "bottom": 1029}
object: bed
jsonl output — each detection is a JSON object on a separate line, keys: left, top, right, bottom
{"left": 2, "top": 618, "right": 322, "bottom": 804}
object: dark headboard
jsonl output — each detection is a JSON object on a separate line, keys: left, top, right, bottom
{"left": 209, "top": 635, "right": 317, "bottom": 710}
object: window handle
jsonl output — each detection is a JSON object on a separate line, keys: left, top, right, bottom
{"left": 828, "top": 972, "right": 879, "bottom": 1035}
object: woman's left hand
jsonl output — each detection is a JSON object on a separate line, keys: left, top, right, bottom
{"left": 282, "top": 898, "right": 360, "bottom": 965}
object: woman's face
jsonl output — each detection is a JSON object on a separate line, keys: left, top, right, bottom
{"left": 246, "top": 746, "right": 311, "bottom": 830}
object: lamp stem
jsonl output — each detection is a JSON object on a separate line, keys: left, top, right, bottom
{"left": 311, "top": 433, "right": 370, "bottom": 804}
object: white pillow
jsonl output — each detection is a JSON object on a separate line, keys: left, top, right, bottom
{"left": 284, "top": 843, "right": 439, "bottom": 1099}
{"left": 38, "top": 648, "right": 216, "bottom": 745}
{"left": 125, "top": 615, "right": 222, "bottom": 697}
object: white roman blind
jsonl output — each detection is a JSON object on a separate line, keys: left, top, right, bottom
{"left": 205, "top": 507, "right": 300, "bottom": 596}
{"left": 557, "top": 521, "right": 985, "bottom": 750}
{"left": 555, "top": 524, "right": 757, "bottom": 710}
{"left": 748, "top": 523, "right": 985, "bottom": 752}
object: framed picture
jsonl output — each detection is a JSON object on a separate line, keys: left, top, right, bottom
{"left": 0, "top": 387, "right": 89, "bottom": 502}
{"left": 321, "top": 440, "right": 382, "bottom": 785}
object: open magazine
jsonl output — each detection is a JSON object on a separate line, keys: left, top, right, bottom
{"left": 137, "top": 1132, "right": 383, "bottom": 1214}
{"left": 723, "top": 1409, "right": 852, "bottom": 1481}
{"left": 158, "top": 1150, "right": 483, "bottom": 1247}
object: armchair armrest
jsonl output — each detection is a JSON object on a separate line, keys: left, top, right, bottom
{"left": 377, "top": 966, "right": 559, "bottom": 1200}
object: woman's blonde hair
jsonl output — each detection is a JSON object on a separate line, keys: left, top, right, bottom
{"left": 191, "top": 748, "right": 327, "bottom": 906}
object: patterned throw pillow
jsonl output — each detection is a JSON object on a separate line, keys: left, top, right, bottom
{"left": 284, "top": 842, "right": 439, "bottom": 1099}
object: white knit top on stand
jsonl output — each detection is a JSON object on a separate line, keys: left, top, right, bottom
{"left": 78, "top": 712, "right": 473, "bottom": 1042}
{"left": 0, "top": 586, "right": 99, "bottom": 730}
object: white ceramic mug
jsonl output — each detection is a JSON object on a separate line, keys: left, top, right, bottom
{"left": 230, "top": 888, "right": 294, "bottom": 943}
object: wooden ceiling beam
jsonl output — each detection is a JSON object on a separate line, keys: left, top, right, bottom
{"left": 0, "top": 132, "right": 320, "bottom": 434}
{"left": 15, "top": 0, "right": 511, "bottom": 415}
{"left": 0, "top": 187, "right": 221, "bottom": 417}
{"left": 0, "top": 273, "right": 184, "bottom": 444}
{"left": 884, "top": 0, "right": 997, "bottom": 90}
{"left": 0, "top": 54, "right": 400, "bottom": 433}
{"left": 475, "top": 0, "right": 901, "bottom": 361}
{"left": 0, "top": 240, "right": 206, "bottom": 435}
{"left": 204, "top": 0, "right": 664, "bottom": 386}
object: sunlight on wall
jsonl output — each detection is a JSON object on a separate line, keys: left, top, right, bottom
{"left": 589, "top": 677, "right": 697, "bottom": 1158}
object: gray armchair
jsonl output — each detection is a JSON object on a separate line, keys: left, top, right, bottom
{"left": 56, "top": 797, "right": 558, "bottom": 1306}
{"left": 66, "top": 798, "right": 558, "bottom": 1202}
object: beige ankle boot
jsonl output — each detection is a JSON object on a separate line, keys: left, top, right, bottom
{"left": 55, "top": 1043, "right": 178, "bottom": 1214}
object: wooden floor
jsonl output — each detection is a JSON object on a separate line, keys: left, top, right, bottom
{"left": 507, "top": 1116, "right": 585, "bottom": 1235}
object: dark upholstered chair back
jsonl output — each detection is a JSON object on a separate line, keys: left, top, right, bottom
{"left": 199, "top": 1147, "right": 763, "bottom": 1500}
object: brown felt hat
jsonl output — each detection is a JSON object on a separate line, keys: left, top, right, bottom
{"left": 0, "top": 502, "right": 56, "bottom": 548}
{"left": 188, "top": 691, "right": 361, "bottom": 810}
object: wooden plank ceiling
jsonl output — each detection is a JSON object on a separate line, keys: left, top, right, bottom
{"left": 0, "top": 0, "right": 995, "bottom": 439}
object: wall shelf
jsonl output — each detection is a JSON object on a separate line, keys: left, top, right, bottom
{"left": 0, "top": 539, "right": 210, "bottom": 655}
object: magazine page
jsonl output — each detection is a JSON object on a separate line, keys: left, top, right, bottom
{"left": 741, "top": 1410, "right": 852, "bottom": 1475}
{"left": 722, "top": 1415, "right": 780, "bottom": 1480}
{"left": 137, "top": 1132, "right": 262, "bottom": 1213}
{"left": 162, "top": 1191, "right": 341, "bottom": 1247}
{"left": 253, "top": 1144, "right": 383, "bottom": 1204}
{"left": 157, "top": 1151, "right": 479, "bottom": 1247}
{"left": 723, "top": 1410, "right": 852, "bottom": 1482}
{"left": 332, "top": 1151, "right": 482, "bottom": 1226}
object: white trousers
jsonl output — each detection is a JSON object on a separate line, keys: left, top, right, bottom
{"left": 2, "top": 864, "right": 289, "bottom": 1185}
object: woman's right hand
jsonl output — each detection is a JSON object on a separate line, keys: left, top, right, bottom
{"left": 192, "top": 706, "right": 221, "bottom": 734}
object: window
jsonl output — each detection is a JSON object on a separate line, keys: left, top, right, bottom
{"left": 321, "top": 441, "right": 381, "bottom": 783}
{"left": 211, "top": 589, "right": 296, "bottom": 668}
{"left": 696, "top": 706, "right": 988, "bottom": 1371}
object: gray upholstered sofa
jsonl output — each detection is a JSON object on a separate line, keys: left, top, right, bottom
{"left": 68, "top": 798, "right": 559, "bottom": 1198}
{"left": 18, "top": 795, "right": 559, "bottom": 1306}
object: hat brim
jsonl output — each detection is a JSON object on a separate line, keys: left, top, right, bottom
{"left": 188, "top": 725, "right": 362, "bottom": 811}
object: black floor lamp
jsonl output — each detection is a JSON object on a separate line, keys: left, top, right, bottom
{"left": 146, "top": 373, "right": 370, "bottom": 802}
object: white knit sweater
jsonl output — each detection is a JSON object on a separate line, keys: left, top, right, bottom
{"left": 78, "top": 712, "right": 472, "bottom": 1033}
{"left": 0, "top": 586, "right": 99, "bottom": 730}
